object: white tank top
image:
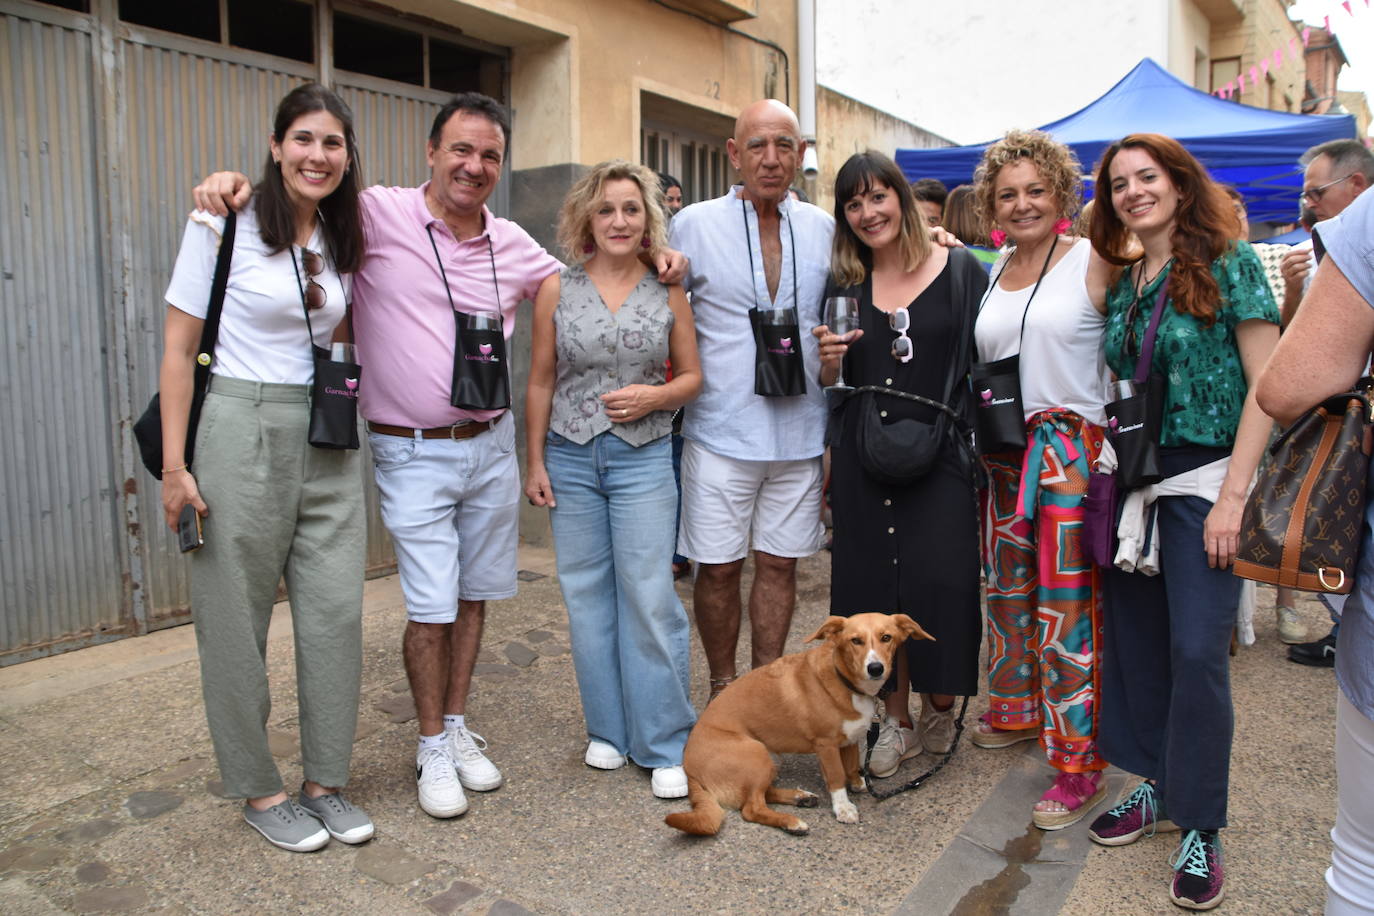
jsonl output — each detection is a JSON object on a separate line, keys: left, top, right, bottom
{"left": 974, "top": 237, "right": 1110, "bottom": 426}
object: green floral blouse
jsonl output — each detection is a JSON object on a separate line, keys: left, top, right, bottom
{"left": 1104, "top": 242, "right": 1279, "bottom": 448}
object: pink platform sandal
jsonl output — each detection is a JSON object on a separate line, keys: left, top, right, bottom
{"left": 1032, "top": 770, "right": 1108, "bottom": 831}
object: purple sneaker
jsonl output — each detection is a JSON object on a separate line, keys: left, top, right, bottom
{"left": 1088, "top": 780, "right": 1179, "bottom": 846}
{"left": 1170, "top": 829, "right": 1224, "bottom": 910}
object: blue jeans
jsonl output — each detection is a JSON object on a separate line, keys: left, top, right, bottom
{"left": 545, "top": 431, "right": 696, "bottom": 767}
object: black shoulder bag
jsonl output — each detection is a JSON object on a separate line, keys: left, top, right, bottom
{"left": 968, "top": 239, "right": 1057, "bottom": 456}
{"left": 842, "top": 250, "right": 977, "bottom": 485}
{"left": 134, "top": 210, "right": 237, "bottom": 479}
{"left": 428, "top": 226, "right": 511, "bottom": 410}
{"left": 1104, "top": 275, "right": 1170, "bottom": 490}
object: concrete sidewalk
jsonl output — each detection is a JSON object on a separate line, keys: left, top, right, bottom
{"left": 0, "top": 545, "right": 1337, "bottom": 914}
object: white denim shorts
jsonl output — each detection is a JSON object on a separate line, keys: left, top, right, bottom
{"left": 676, "top": 437, "right": 824, "bottom": 564}
{"left": 367, "top": 412, "right": 519, "bottom": 623}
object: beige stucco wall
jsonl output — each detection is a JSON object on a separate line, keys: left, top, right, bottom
{"left": 811, "top": 87, "right": 952, "bottom": 212}
{"left": 1170, "top": 0, "right": 1213, "bottom": 87}
{"left": 1209, "top": 0, "right": 1304, "bottom": 110}
{"left": 378, "top": 0, "right": 798, "bottom": 172}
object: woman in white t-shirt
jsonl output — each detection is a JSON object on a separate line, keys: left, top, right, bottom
{"left": 157, "top": 84, "right": 370, "bottom": 853}
{"left": 971, "top": 130, "right": 1114, "bottom": 830}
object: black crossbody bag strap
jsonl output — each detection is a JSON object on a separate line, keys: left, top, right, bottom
{"left": 192, "top": 210, "right": 238, "bottom": 394}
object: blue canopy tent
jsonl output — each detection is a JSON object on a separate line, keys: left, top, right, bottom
{"left": 895, "top": 58, "right": 1357, "bottom": 224}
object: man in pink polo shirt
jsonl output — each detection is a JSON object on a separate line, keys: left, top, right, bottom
{"left": 195, "top": 93, "right": 684, "bottom": 821}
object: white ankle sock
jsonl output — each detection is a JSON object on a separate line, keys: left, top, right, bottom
{"left": 443, "top": 714, "right": 465, "bottom": 733}
{"left": 418, "top": 733, "right": 447, "bottom": 756}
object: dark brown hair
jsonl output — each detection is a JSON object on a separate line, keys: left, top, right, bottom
{"left": 830, "top": 151, "right": 930, "bottom": 287}
{"left": 256, "top": 83, "right": 364, "bottom": 273}
{"left": 1090, "top": 133, "right": 1240, "bottom": 326}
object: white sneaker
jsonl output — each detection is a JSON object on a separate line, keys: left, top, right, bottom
{"left": 869, "top": 716, "right": 920, "bottom": 778}
{"left": 447, "top": 727, "right": 503, "bottom": 791}
{"left": 416, "top": 746, "right": 468, "bottom": 818}
{"left": 1276, "top": 606, "right": 1308, "bottom": 644}
{"left": 585, "top": 740, "right": 627, "bottom": 770}
{"left": 651, "top": 765, "right": 689, "bottom": 798}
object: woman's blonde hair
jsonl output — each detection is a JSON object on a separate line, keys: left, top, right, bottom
{"left": 557, "top": 159, "right": 669, "bottom": 264}
{"left": 830, "top": 150, "right": 930, "bottom": 288}
{"left": 973, "top": 129, "right": 1083, "bottom": 236}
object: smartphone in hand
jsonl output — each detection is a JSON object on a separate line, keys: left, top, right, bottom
{"left": 177, "top": 503, "right": 204, "bottom": 553}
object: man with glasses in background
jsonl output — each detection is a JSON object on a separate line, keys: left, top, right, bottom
{"left": 1278, "top": 138, "right": 1373, "bottom": 669}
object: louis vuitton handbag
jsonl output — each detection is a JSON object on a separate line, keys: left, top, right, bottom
{"left": 1234, "top": 384, "right": 1374, "bottom": 594}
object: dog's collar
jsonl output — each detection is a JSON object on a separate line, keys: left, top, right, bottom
{"left": 834, "top": 664, "right": 867, "bottom": 696}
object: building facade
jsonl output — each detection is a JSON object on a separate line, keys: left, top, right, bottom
{"left": 0, "top": 0, "right": 944, "bottom": 663}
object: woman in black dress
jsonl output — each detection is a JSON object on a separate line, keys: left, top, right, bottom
{"left": 813, "top": 151, "right": 987, "bottom": 778}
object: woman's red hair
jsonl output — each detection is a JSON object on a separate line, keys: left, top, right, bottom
{"left": 1090, "top": 133, "right": 1241, "bottom": 326}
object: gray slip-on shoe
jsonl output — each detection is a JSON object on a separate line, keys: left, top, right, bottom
{"left": 297, "top": 788, "right": 375, "bottom": 844}
{"left": 242, "top": 800, "right": 330, "bottom": 852}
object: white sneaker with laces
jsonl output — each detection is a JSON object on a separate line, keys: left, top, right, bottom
{"left": 868, "top": 716, "right": 920, "bottom": 778}
{"left": 447, "top": 726, "right": 503, "bottom": 791}
{"left": 651, "top": 765, "right": 689, "bottom": 798}
{"left": 1276, "top": 606, "right": 1308, "bottom": 644}
{"left": 416, "top": 746, "right": 468, "bottom": 818}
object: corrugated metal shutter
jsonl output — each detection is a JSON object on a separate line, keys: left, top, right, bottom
{"left": 0, "top": 10, "right": 127, "bottom": 662}
{"left": 119, "top": 39, "right": 315, "bottom": 630}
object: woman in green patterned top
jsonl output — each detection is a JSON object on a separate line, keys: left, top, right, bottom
{"left": 1083, "top": 134, "right": 1279, "bottom": 912}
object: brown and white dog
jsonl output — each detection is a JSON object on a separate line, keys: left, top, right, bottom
{"left": 664, "top": 612, "right": 933, "bottom": 836}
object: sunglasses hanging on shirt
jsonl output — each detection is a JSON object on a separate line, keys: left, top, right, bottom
{"left": 291, "top": 245, "right": 361, "bottom": 450}
{"left": 427, "top": 226, "right": 511, "bottom": 411}
{"left": 742, "top": 199, "right": 807, "bottom": 398}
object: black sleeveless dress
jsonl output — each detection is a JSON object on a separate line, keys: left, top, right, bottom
{"left": 828, "top": 255, "right": 985, "bottom": 696}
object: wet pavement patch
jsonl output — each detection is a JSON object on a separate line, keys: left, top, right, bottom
{"left": 72, "top": 885, "right": 149, "bottom": 913}
{"left": 376, "top": 694, "right": 418, "bottom": 724}
{"left": 0, "top": 844, "right": 65, "bottom": 871}
{"left": 424, "top": 880, "right": 483, "bottom": 913}
{"left": 488, "top": 900, "right": 536, "bottom": 916}
{"left": 124, "top": 790, "right": 183, "bottom": 819}
{"left": 354, "top": 845, "right": 437, "bottom": 885}
{"left": 503, "top": 644, "right": 538, "bottom": 667}
{"left": 75, "top": 861, "right": 111, "bottom": 883}
{"left": 55, "top": 819, "right": 120, "bottom": 845}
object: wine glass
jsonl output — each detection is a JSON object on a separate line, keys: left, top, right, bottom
{"left": 824, "top": 296, "right": 860, "bottom": 391}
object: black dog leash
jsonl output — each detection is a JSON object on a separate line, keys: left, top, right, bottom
{"left": 861, "top": 694, "right": 971, "bottom": 800}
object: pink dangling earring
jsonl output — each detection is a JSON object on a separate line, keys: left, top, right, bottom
{"left": 1054, "top": 218, "right": 1073, "bottom": 235}
{"left": 583, "top": 242, "right": 594, "bottom": 254}
{"left": 641, "top": 236, "right": 650, "bottom": 249}
{"left": 989, "top": 229, "right": 1007, "bottom": 247}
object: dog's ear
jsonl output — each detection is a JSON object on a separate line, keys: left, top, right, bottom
{"left": 806, "top": 616, "right": 848, "bottom": 643}
{"left": 891, "top": 613, "right": 936, "bottom": 643}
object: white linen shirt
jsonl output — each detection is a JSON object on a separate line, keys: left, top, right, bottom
{"left": 668, "top": 187, "right": 834, "bottom": 461}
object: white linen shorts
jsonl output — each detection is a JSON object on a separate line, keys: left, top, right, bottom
{"left": 367, "top": 412, "right": 520, "bottom": 623}
{"left": 676, "top": 437, "right": 824, "bottom": 564}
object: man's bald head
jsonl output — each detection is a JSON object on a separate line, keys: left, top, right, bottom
{"left": 728, "top": 99, "right": 805, "bottom": 206}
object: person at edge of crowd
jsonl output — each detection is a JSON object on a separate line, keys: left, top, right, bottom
{"left": 667, "top": 99, "right": 833, "bottom": 702}
{"left": 1257, "top": 187, "right": 1374, "bottom": 916}
{"left": 160, "top": 84, "right": 373, "bottom": 852}
{"left": 659, "top": 172, "right": 684, "bottom": 216}
{"left": 1221, "top": 183, "right": 1308, "bottom": 647}
{"left": 191, "top": 93, "right": 688, "bottom": 820}
{"left": 525, "top": 160, "right": 701, "bottom": 799}
{"left": 911, "top": 176, "right": 948, "bottom": 229}
{"left": 814, "top": 150, "right": 988, "bottom": 775}
{"left": 969, "top": 130, "right": 1115, "bottom": 829}
{"left": 1084, "top": 133, "right": 1280, "bottom": 912}
{"left": 1279, "top": 139, "right": 1374, "bottom": 670}
{"left": 942, "top": 183, "right": 1000, "bottom": 272}
{"left": 657, "top": 170, "right": 692, "bottom": 581}
{"left": 788, "top": 186, "right": 810, "bottom": 204}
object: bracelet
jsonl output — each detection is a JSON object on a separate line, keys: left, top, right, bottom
{"left": 162, "top": 464, "right": 188, "bottom": 474}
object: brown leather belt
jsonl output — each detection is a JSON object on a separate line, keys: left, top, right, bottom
{"left": 367, "top": 419, "right": 494, "bottom": 441}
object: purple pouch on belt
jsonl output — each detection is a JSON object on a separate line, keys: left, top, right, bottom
{"left": 1082, "top": 469, "right": 1119, "bottom": 568}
